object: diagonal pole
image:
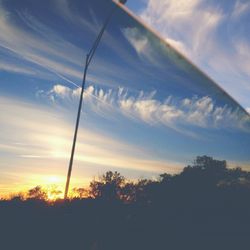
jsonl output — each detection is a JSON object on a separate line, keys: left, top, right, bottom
{"left": 64, "top": 54, "right": 89, "bottom": 200}
{"left": 64, "top": 0, "right": 127, "bottom": 200}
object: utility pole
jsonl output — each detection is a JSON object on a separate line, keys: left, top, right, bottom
{"left": 64, "top": 0, "right": 127, "bottom": 199}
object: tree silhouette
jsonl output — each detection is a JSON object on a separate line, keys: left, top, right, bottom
{"left": 72, "top": 187, "right": 89, "bottom": 198}
{"left": 89, "top": 171, "right": 125, "bottom": 201}
{"left": 1, "top": 156, "right": 250, "bottom": 250}
{"left": 27, "top": 186, "right": 47, "bottom": 200}
{"left": 178, "top": 155, "right": 228, "bottom": 189}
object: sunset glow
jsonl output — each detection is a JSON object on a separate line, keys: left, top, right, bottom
{"left": 0, "top": 1, "right": 250, "bottom": 249}
{"left": 0, "top": 0, "right": 249, "bottom": 198}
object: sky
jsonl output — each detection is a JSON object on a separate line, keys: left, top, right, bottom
{"left": 0, "top": 0, "right": 250, "bottom": 197}
{"left": 127, "top": 0, "right": 250, "bottom": 112}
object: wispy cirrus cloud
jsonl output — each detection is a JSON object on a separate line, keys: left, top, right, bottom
{"left": 122, "top": 27, "right": 164, "bottom": 68}
{"left": 0, "top": 0, "right": 150, "bottom": 89}
{"left": 0, "top": 3, "right": 83, "bottom": 80}
{"left": 0, "top": 1, "right": 134, "bottom": 88}
{"left": 40, "top": 84, "right": 250, "bottom": 134}
{"left": 0, "top": 61, "right": 36, "bottom": 76}
{"left": 139, "top": 0, "right": 223, "bottom": 57}
{"left": 0, "top": 94, "right": 183, "bottom": 195}
{"left": 232, "top": 0, "right": 250, "bottom": 18}
{"left": 0, "top": 95, "right": 179, "bottom": 171}
{"left": 136, "top": 0, "right": 250, "bottom": 110}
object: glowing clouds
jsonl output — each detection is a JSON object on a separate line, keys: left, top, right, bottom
{"left": 43, "top": 84, "right": 250, "bottom": 132}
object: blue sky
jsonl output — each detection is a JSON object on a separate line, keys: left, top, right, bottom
{"left": 0, "top": 0, "right": 249, "bottom": 196}
{"left": 128, "top": 0, "right": 250, "bottom": 112}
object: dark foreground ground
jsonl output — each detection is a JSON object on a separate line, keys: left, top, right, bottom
{"left": 1, "top": 156, "right": 250, "bottom": 250}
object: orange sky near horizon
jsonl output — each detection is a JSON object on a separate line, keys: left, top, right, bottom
{"left": 0, "top": 96, "right": 184, "bottom": 199}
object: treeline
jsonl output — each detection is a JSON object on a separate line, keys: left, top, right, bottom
{"left": 7, "top": 155, "right": 250, "bottom": 203}
{"left": 1, "top": 156, "right": 250, "bottom": 250}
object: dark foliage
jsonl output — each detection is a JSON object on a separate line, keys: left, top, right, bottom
{"left": 1, "top": 156, "right": 250, "bottom": 250}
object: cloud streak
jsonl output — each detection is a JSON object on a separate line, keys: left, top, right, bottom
{"left": 232, "top": 1, "right": 250, "bottom": 18}
{"left": 139, "top": 0, "right": 223, "bottom": 57}
{"left": 0, "top": 95, "right": 182, "bottom": 195}
{"left": 0, "top": 3, "right": 85, "bottom": 80}
{"left": 137, "top": 0, "right": 250, "bottom": 110}
{"left": 41, "top": 84, "right": 250, "bottom": 134}
{"left": 0, "top": 1, "right": 148, "bottom": 89}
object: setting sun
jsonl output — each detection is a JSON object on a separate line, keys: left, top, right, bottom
{"left": 34, "top": 175, "right": 65, "bottom": 188}
{"left": 47, "top": 176, "right": 61, "bottom": 184}
{"left": 0, "top": 0, "right": 250, "bottom": 249}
